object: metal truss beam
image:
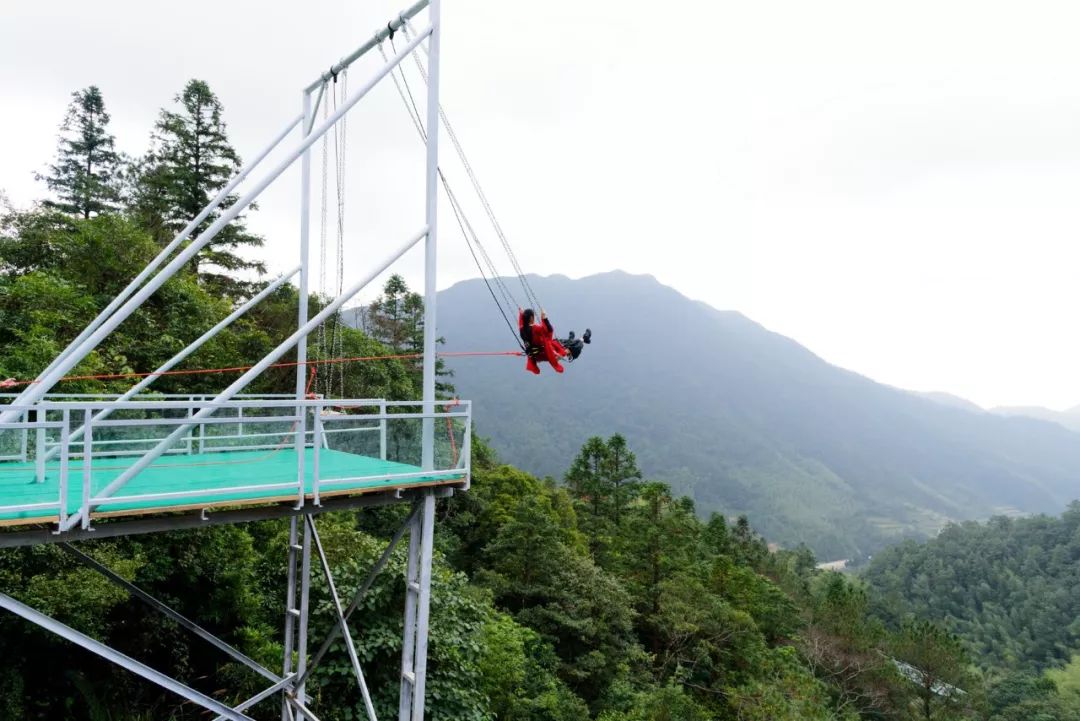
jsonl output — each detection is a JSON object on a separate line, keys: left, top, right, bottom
{"left": 399, "top": 491, "right": 435, "bottom": 721}
{"left": 297, "top": 501, "right": 419, "bottom": 687}
{"left": 59, "top": 543, "right": 280, "bottom": 683}
{"left": 213, "top": 674, "right": 296, "bottom": 721}
{"left": 0, "top": 592, "right": 256, "bottom": 721}
{"left": 290, "top": 698, "right": 325, "bottom": 721}
{"left": 307, "top": 515, "right": 379, "bottom": 720}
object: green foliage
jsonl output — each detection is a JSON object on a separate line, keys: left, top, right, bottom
{"left": 797, "top": 573, "right": 900, "bottom": 718}
{"left": 1046, "top": 656, "right": 1080, "bottom": 709}
{"left": 477, "top": 612, "right": 589, "bottom": 721}
{"left": 864, "top": 504, "right": 1080, "bottom": 671}
{"left": 986, "top": 672, "right": 1080, "bottom": 721}
{"left": 478, "top": 492, "right": 638, "bottom": 703}
{"left": 39, "top": 86, "right": 123, "bottom": 219}
{"left": 727, "top": 647, "right": 853, "bottom": 721}
{"left": 0, "top": 211, "right": 232, "bottom": 393}
{"left": 596, "top": 685, "right": 711, "bottom": 721}
{"left": 565, "top": 434, "right": 642, "bottom": 562}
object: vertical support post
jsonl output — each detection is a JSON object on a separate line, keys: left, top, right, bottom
{"left": 186, "top": 403, "right": 194, "bottom": 455}
{"left": 410, "top": 491, "right": 436, "bottom": 721}
{"left": 20, "top": 410, "right": 29, "bottom": 462}
{"left": 35, "top": 408, "right": 46, "bottom": 483}
{"left": 57, "top": 408, "right": 70, "bottom": 529}
{"left": 398, "top": 509, "right": 421, "bottom": 721}
{"left": 420, "top": 0, "right": 441, "bottom": 474}
{"left": 379, "top": 401, "right": 387, "bottom": 461}
{"left": 461, "top": 406, "right": 472, "bottom": 471}
{"left": 411, "top": 4, "right": 440, "bottom": 719}
{"left": 80, "top": 409, "right": 93, "bottom": 531}
{"left": 414, "top": 2, "right": 441, "bottom": 717}
{"left": 312, "top": 403, "right": 322, "bottom": 506}
{"left": 282, "top": 517, "right": 299, "bottom": 721}
{"left": 398, "top": 492, "right": 437, "bottom": 721}
{"left": 295, "top": 88, "right": 315, "bottom": 510}
{"left": 296, "top": 517, "right": 313, "bottom": 707}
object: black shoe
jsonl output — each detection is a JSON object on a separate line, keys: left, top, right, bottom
{"left": 583, "top": 328, "right": 592, "bottom": 344}
{"left": 567, "top": 331, "right": 576, "bottom": 342}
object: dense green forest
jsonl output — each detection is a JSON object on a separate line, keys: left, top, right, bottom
{"left": 863, "top": 507, "right": 1080, "bottom": 718}
{"left": 1, "top": 83, "right": 1079, "bottom": 719}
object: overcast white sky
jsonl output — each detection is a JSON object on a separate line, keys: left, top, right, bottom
{"left": 4, "top": 0, "right": 1080, "bottom": 410}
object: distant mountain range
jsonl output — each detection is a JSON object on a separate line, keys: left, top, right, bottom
{"left": 916, "top": 393, "right": 1080, "bottom": 434}
{"left": 378, "top": 271, "right": 1080, "bottom": 559}
{"left": 988, "top": 405, "right": 1080, "bottom": 434}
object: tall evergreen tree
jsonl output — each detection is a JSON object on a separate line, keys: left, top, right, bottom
{"left": 39, "top": 87, "right": 122, "bottom": 219}
{"left": 604, "top": 433, "right": 642, "bottom": 526}
{"left": 131, "top": 79, "right": 265, "bottom": 295}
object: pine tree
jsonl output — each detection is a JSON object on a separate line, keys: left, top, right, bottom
{"left": 132, "top": 79, "right": 265, "bottom": 295}
{"left": 368, "top": 274, "right": 415, "bottom": 351}
{"left": 604, "top": 433, "right": 642, "bottom": 526}
{"left": 39, "top": 87, "right": 122, "bottom": 219}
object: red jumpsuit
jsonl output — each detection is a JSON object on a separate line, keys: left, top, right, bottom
{"left": 519, "top": 311, "right": 567, "bottom": 374}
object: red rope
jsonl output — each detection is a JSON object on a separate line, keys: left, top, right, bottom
{"left": 0, "top": 350, "right": 523, "bottom": 389}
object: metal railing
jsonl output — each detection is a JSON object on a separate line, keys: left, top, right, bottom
{"left": 0, "top": 397, "right": 470, "bottom": 532}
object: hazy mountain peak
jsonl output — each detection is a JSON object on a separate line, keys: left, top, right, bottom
{"left": 915, "top": 391, "right": 985, "bottom": 413}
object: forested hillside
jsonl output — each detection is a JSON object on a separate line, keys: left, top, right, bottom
{"left": 435, "top": 273, "right": 1080, "bottom": 560}
{"left": 864, "top": 505, "right": 1080, "bottom": 671}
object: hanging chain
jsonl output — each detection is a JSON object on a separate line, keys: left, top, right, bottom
{"left": 379, "top": 39, "right": 524, "bottom": 349}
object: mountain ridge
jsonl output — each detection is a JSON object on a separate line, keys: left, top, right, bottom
{"left": 420, "top": 271, "right": 1080, "bottom": 558}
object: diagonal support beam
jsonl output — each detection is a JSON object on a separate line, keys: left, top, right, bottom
{"left": 306, "top": 516, "right": 379, "bottom": 721}
{"left": 289, "top": 698, "right": 325, "bottom": 721}
{"left": 59, "top": 223, "right": 429, "bottom": 532}
{"left": 0, "top": 592, "right": 256, "bottom": 721}
{"left": 44, "top": 265, "right": 301, "bottom": 463}
{"left": 297, "top": 502, "right": 419, "bottom": 687}
{"left": 212, "top": 674, "right": 296, "bottom": 721}
{"left": 0, "top": 113, "right": 303, "bottom": 421}
{"left": 59, "top": 543, "right": 281, "bottom": 683}
{"left": 0, "top": 25, "right": 432, "bottom": 427}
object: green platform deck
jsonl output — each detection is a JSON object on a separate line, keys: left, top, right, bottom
{"left": 0, "top": 448, "right": 463, "bottom": 525}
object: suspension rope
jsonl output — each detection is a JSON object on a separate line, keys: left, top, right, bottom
{"left": 317, "top": 81, "right": 331, "bottom": 393}
{"left": 379, "top": 41, "right": 524, "bottom": 350}
{"left": 444, "top": 177, "right": 524, "bottom": 349}
{"left": 331, "top": 69, "right": 348, "bottom": 399}
{"left": 400, "top": 21, "right": 541, "bottom": 310}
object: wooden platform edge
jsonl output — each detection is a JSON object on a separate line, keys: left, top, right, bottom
{"left": 0, "top": 475, "right": 467, "bottom": 530}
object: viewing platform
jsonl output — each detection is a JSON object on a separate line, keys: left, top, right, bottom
{"left": 0, "top": 394, "right": 470, "bottom": 544}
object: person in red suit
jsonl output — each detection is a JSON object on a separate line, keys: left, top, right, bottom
{"left": 518, "top": 308, "right": 592, "bottom": 374}
{"left": 519, "top": 307, "right": 568, "bottom": 374}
